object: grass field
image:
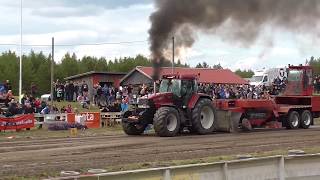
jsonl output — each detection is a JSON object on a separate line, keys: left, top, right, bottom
{"left": 52, "top": 101, "right": 100, "bottom": 112}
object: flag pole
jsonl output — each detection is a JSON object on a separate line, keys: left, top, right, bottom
{"left": 19, "top": 0, "right": 23, "bottom": 103}
{"left": 51, "top": 37, "right": 54, "bottom": 108}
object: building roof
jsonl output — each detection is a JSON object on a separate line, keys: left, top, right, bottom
{"left": 65, "top": 71, "right": 126, "bottom": 80}
{"left": 121, "top": 66, "right": 248, "bottom": 84}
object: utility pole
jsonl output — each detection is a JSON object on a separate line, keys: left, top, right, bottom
{"left": 172, "top": 36, "right": 175, "bottom": 74}
{"left": 19, "top": 0, "right": 23, "bottom": 103}
{"left": 51, "top": 37, "right": 54, "bottom": 108}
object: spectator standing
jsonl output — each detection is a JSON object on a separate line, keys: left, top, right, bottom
{"left": 56, "top": 85, "right": 63, "bottom": 102}
{"left": 93, "top": 83, "right": 98, "bottom": 105}
{"left": 64, "top": 81, "right": 70, "bottom": 101}
{"left": 69, "top": 81, "right": 75, "bottom": 101}
{"left": 81, "top": 81, "right": 89, "bottom": 96}
{"left": 108, "top": 86, "right": 115, "bottom": 104}
{"left": 121, "top": 97, "right": 129, "bottom": 112}
{"left": 4, "top": 80, "right": 12, "bottom": 93}
{"left": 74, "top": 82, "right": 79, "bottom": 101}
{"left": 30, "top": 82, "right": 37, "bottom": 97}
{"left": 34, "top": 98, "right": 41, "bottom": 113}
{"left": 102, "top": 84, "right": 109, "bottom": 105}
{"left": 96, "top": 84, "right": 103, "bottom": 106}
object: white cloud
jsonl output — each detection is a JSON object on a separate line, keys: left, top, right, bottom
{"left": 0, "top": 1, "right": 153, "bottom": 63}
{"left": 31, "top": 5, "right": 104, "bottom": 18}
{"left": 229, "top": 57, "right": 259, "bottom": 71}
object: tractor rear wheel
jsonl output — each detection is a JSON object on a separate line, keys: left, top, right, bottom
{"left": 286, "top": 111, "right": 300, "bottom": 129}
{"left": 153, "top": 107, "right": 180, "bottom": 137}
{"left": 300, "top": 110, "right": 312, "bottom": 129}
{"left": 191, "top": 98, "right": 216, "bottom": 134}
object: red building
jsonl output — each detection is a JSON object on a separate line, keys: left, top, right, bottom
{"left": 65, "top": 71, "right": 126, "bottom": 100}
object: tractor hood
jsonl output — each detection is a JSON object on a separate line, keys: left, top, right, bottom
{"left": 141, "top": 92, "right": 174, "bottom": 108}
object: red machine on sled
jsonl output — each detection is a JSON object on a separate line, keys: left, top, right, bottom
{"left": 122, "top": 65, "right": 320, "bottom": 136}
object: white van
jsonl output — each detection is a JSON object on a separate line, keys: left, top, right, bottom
{"left": 250, "top": 68, "right": 287, "bottom": 87}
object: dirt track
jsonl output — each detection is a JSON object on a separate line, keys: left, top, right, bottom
{"left": 2, "top": 127, "right": 320, "bottom": 178}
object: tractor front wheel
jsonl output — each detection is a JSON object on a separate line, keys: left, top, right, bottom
{"left": 153, "top": 107, "right": 180, "bottom": 137}
{"left": 191, "top": 98, "right": 216, "bottom": 134}
{"left": 122, "top": 122, "right": 146, "bottom": 135}
{"left": 122, "top": 111, "right": 146, "bottom": 135}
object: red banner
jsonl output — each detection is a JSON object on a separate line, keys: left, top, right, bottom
{"left": 80, "top": 112, "right": 100, "bottom": 128}
{"left": 0, "top": 114, "right": 35, "bottom": 130}
{"left": 66, "top": 112, "right": 101, "bottom": 128}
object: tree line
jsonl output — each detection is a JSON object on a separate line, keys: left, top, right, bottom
{"left": 0, "top": 51, "right": 188, "bottom": 95}
{"left": 307, "top": 56, "right": 320, "bottom": 75}
{"left": 3, "top": 50, "right": 314, "bottom": 96}
{"left": 195, "top": 61, "right": 254, "bottom": 78}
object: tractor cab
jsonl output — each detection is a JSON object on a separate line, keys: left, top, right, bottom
{"left": 160, "top": 75, "right": 198, "bottom": 95}
{"left": 159, "top": 74, "right": 198, "bottom": 107}
{"left": 284, "top": 65, "right": 313, "bottom": 96}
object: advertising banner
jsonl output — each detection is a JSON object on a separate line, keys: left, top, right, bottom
{"left": 0, "top": 114, "right": 35, "bottom": 130}
{"left": 66, "top": 112, "right": 100, "bottom": 128}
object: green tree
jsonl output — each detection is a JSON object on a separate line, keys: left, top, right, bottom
{"left": 212, "top": 63, "right": 223, "bottom": 69}
{"left": 308, "top": 56, "right": 320, "bottom": 75}
{"left": 234, "top": 69, "right": 254, "bottom": 78}
{"left": 196, "top": 62, "right": 203, "bottom": 68}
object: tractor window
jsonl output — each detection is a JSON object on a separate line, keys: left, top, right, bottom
{"left": 181, "top": 80, "right": 193, "bottom": 96}
{"left": 288, "top": 70, "right": 303, "bottom": 81}
{"left": 159, "top": 79, "right": 181, "bottom": 97}
{"left": 193, "top": 80, "right": 198, "bottom": 92}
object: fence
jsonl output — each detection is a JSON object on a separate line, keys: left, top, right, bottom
{"left": 34, "top": 112, "right": 122, "bottom": 128}
{"left": 47, "top": 154, "right": 320, "bottom": 180}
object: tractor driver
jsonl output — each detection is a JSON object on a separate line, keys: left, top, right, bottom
{"left": 181, "top": 80, "right": 194, "bottom": 108}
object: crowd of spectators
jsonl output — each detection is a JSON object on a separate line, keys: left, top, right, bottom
{"left": 53, "top": 79, "right": 91, "bottom": 109}
{"left": 54, "top": 79, "right": 135, "bottom": 113}
{"left": 94, "top": 84, "right": 137, "bottom": 112}
{"left": 0, "top": 80, "right": 45, "bottom": 117}
{"left": 198, "top": 76, "right": 286, "bottom": 100}
{"left": 0, "top": 73, "right": 314, "bottom": 118}
{"left": 314, "top": 75, "right": 320, "bottom": 93}
{"left": 0, "top": 79, "right": 77, "bottom": 117}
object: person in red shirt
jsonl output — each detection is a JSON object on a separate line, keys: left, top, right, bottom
{"left": 66, "top": 104, "right": 73, "bottom": 113}
{"left": 34, "top": 98, "right": 41, "bottom": 113}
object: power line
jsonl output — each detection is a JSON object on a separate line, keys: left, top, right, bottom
{"left": 0, "top": 40, "right": 148, "bottom": 47}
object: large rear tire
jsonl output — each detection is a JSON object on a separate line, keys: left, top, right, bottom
{"left": 286, "top": 111, "right": 300, "bottom": 129}
{"left": 153, "top": 107, "right": 180, "bottom": 137}
{"left": 300, "top": 110, "right": 312, "bottom": 129}
{"left": 191, "top": 98, "right": 216, "bottom": 134}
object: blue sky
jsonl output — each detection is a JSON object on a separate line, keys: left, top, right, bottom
{"left": 0, "top": 0, "right": 319, "bottom": 70}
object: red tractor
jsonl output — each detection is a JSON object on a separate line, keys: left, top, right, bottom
{"left": 122, "top": 65, "right": 320, "bottom": 137}
{"left": 122, "top": 74, "right": 216, "bottom": 136}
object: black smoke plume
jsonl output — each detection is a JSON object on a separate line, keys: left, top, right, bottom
{"left": 148, "top": 0, "right": 320, "bottom": 77}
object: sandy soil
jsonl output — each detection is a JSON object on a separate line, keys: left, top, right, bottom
{"left": 1, "top": 127, "right": 320, "bottom": 178}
